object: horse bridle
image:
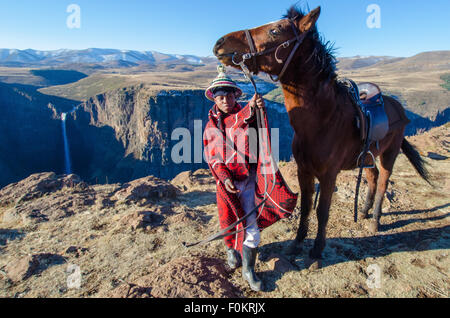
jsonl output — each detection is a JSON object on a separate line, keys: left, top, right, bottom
{"left": 229, "top": 17, "right": 310, "bottom": 82}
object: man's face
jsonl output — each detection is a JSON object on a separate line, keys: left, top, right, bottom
{"left": 214, "top": 92, "right": 236, "bottom": 114}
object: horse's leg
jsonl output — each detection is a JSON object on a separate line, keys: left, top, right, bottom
{"left": 369, "top": 137, "right": 402, "bottom": 233}
{"left": 286, "top": 168, "right": 315, "bottom": 255}
{"left": 361, "top": 166, "right": 379, "bottom": 219}
{"left": 308, "top": 174, "right": 337, "bottom": 263}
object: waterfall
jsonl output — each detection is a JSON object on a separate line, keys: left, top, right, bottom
{"left": 61, "top": 113, "right": 72, "bottom": 175}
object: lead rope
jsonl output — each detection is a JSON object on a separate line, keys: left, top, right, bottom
{"left": 235, "top": 60, "right": 277, "bottom": 229}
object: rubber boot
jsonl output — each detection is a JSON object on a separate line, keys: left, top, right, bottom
{"left": 242, "top": 246, "right": 263, "bottom": 292}
{"left": 226, "top": 246, "right": 241, "bottom": 270}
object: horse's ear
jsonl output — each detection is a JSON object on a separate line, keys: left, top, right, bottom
{"left": 298, "top": 6, "right": 321, "bottom": 32}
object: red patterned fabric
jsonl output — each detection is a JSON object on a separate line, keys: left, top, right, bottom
{"left": 203, "top": 102, "right": 298, "bottom": 252}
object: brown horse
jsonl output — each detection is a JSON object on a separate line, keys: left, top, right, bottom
{"left": 213, "top": 6, "right": 431, "bottom": 263}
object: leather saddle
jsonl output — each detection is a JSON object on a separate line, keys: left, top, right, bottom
{"left": 343, "top": 79, "right": 389, "bottom": 144}
{"left": 341, "top": 80, "right": 390, "bottom": 223}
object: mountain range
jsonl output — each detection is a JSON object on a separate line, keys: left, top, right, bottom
{"left": 0, "top": 48, "right": 209, "bottom": 67}
{"left": 2, "top": 48, "right": 449, "bottom": 73}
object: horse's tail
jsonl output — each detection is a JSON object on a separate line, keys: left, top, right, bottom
{"left": 401, "top": 138, "right": 432, "bottom": 186}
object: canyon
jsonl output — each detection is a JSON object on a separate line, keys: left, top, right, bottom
{"left": 0, "top": 51, "right": 449, "bottom": 188}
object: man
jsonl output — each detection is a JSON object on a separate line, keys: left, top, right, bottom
{"left": 203, "top": 66, "right": 298, "bottom": 292}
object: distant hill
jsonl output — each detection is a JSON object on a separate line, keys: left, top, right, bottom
{"left": 336, "top": 51, "right": 450, "bottom": 121}
{"left": 366, "top": 51, "right": 450, "bottom": 72}
{"left": 337, "top": 51, "right": 450, "bottom": 70}
{"left": 29, "top": 69, "right": 88, "bottom": 86}
{"left": 2, "top": 48, "right": 448, "bottom": 73}
{"left": 0, "top": 48, "right": 212, "bottom": 68}
{"left": 337, "top": 51, "right": 450, "bottom": 72}
{"left": 336, "top": 56, "right": 404, "bottom": 70}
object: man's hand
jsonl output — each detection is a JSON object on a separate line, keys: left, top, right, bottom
{"left": 249, "top": 94, "right": 265, "bottom": 109}
{"left": 224, "top": 179, "right": 240, "bottom": 194}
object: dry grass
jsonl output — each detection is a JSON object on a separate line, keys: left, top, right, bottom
{"left": 38, "top": 65, "right": 218, "bottom": 101}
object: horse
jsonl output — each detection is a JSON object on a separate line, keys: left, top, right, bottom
{"left": 213, "top": 5, "right": 431, "bottom": 265}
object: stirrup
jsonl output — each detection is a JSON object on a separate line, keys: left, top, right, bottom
{"left": 357, "top": 150, "right": 376, "bottom": 169}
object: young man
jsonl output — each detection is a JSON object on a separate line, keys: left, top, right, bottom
{"left": 203, "top": 66, "right": 298, "bottom": 292}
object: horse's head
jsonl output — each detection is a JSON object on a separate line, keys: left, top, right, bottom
{"left": 214, "top": 6, "right": 321, "bottom": 78}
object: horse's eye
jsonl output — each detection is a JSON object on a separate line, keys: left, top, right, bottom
{"left": 270, "top": 29, "right": 280, "bottom": 37}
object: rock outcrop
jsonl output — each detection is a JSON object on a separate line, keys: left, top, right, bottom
{"left": 112, "top": 175, "right": 179, "bottom": 204}
{"left": 0, "top": 172, "right": 94, "bottom": 226}
{"left": 104, "top": 256, "right": 242, "bottom": 298}
{"left": 5, "top": 253, "right": 66, "bottom": 283}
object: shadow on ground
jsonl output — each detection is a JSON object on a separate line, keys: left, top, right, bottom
{"left": 0, "top": 229, "right": 26, "bottom": 246}
{"left": 259, "top": 220, "right": 449, "bottom": 292}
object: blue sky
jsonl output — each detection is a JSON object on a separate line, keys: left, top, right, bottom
{"left": 0, "top": 0, "right": 448, "bottom": 57}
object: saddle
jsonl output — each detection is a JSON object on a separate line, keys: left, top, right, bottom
{"left": 342, "top": 79, "right": 390, "bottom": 223}
{"left": 343, "top": 79, "right": 389, "bottom": 145}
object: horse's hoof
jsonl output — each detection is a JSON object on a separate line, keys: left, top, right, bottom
{"left": 361, "top": 212, "right": 371, "bottom": 220}
{"left": 305, "top": 257, "right": 322, "bottom": 270}
{"left": 368, "top": 221, "right": 379, "bottom": 234}
{"left": 285, "top": 241, "right": 303, "bottom": 255}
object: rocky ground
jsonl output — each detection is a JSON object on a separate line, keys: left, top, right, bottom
{"left": 0, "top": 125, "right": 448, "bottom": 298}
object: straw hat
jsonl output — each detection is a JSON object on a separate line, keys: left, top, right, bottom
{"left": 205, "top": 65, "right": 243, "bottom": 102}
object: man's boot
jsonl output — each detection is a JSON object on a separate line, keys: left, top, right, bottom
{"left": 226, "top": 246, "right": 241, "bottom": 270}
{"left": 242, "top": 245, "right": 263, "bottom": 291}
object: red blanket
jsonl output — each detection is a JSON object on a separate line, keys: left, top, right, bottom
{"left": 203, "top": 102, "right": 298, "bottom": 252}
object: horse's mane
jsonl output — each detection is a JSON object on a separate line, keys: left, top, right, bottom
{"left": 283, "top": 6, "right": 338, "bottom": 83}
